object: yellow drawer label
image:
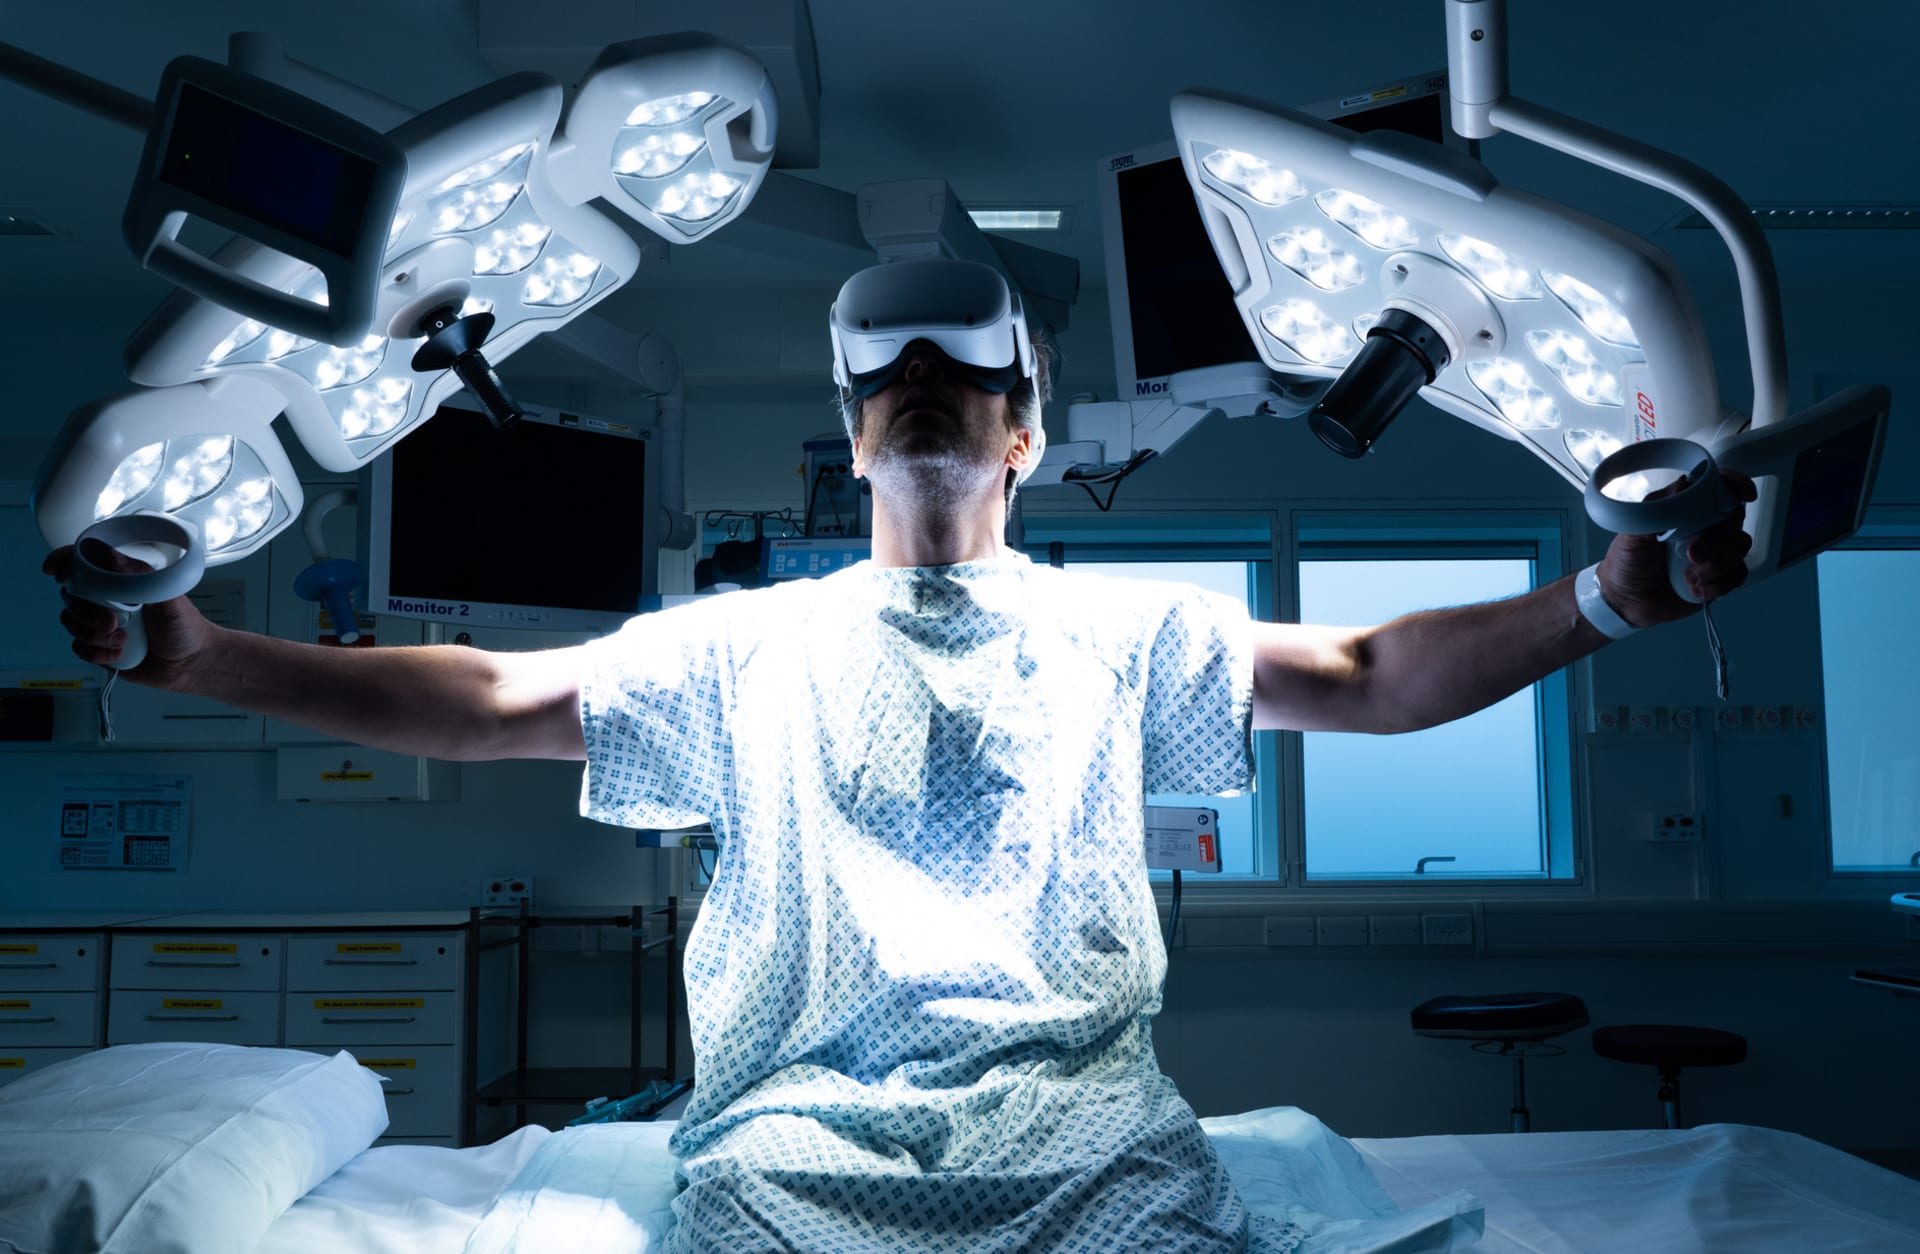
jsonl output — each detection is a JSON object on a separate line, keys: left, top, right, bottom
{"left": 0, "top": 944, "right": 39, "bottom": 955}
{"left": 335, "top": 943, "right": 403, "bottom": 954}
{"left": 153, "top": 943, "right": 238, "bottom": 954}
{"left": 162, "top": 998, "right": 223, "bottom": 1010}
{"left": 321, "top": 772, "right": 375, "bottom": 782}
{"left": 359, "top": 1058, "right": 417, "bottom": 1069}
{"left": 0, "top": 1000, "right": 30, "bottom": 1011}
{"left": 20, "top": 679, "right": 83, "bottom": 690}
{"left": 0, "top": 1058, "right": 23, "bottom": 1069}
{"left": 313, "top": 998, "right": 425, "bottom": 1010}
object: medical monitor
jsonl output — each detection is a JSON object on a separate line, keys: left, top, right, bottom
{"left": 1101, "top": 71, "right": 1466, "bottom": 402}
{"left": 365, "top": 400, "right": 659, "bottom": 635}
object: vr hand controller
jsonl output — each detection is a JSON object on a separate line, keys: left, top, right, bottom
{"left": 64, "top": 513, "right": 206, "bottom": 672}
{"left": 1583, "top": 439, "right": 1738, "bottom": 605}
{"left": 1584, "top": 383, "right": 1892, "bottom": 603}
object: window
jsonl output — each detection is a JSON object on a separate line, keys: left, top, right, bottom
{"left": 1076, "top": 559, "right": 1272, "bottom": 879}
{"left": 1021, "top": 514, "right": 1279, "bottom": 882}
{"left": 1817, "top": 542, "right": 1920, "bottom": 873}
{"left": 1292, "top": 514, "right": 1576, "bottom": 883}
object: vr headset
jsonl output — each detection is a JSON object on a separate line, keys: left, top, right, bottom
{"left": 830, "top": 259, "right": 1038, "bottom": 400}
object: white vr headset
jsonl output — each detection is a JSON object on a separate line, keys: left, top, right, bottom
{"left": 829, "top": 258, "right": 1045, "bottom": 482}
{"left": 830, "top": 259, "right": 1038, "bottom": 400}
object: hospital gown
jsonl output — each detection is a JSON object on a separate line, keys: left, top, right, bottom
{"left": 578, "top": 552, "right": 1276, "bottom": 1251}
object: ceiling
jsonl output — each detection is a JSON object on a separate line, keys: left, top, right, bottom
{"left": 2, "top": 0, "right": 1916, "bottom": 401}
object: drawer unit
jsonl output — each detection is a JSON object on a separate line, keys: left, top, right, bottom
{"left": 108, "top": 989, "right": 281, "bottom": 1046}
{"left": 0, "top": 1046, "right": 93, "bottom": 1087}
{"left": 112, "top": 935, "right": 282, "bottom": 990}
{"left": 302, "top": 1045, "right": 460, "bottom": 1138}
{"left": 0, "top": 936, "right": 103, "bottom": 991}
{"left": 286, "top": 934, "right": 458, "bottom": 992}
{"left": 283, "top": 991, "right": 457, "bottom": 1047}
{"left": 0, "top": 992, "right": 100, "bottom": 1047}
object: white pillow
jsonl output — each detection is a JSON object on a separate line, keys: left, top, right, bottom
{"left": 0, "top": 1042, "right": 388, "bottom": 1254}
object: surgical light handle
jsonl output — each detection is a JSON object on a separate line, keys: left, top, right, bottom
{"left": 1445, "top": 0, "right": 1788, "bottom": 430}
{"left": 64, "top": 513, "right": 206, "bottom": 672}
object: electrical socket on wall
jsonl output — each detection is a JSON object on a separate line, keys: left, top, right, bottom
{"left": 481, "top": 875, "right": 533, "bottom": 907}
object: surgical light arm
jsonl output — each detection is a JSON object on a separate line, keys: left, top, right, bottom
{"left": 1445, "top": 0, "right": 1883, "bottom": 599}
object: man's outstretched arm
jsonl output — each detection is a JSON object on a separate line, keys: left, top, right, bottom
{"left": 1251, "top": 475, "right": 1757, "bottom": 734}
{"left": 46, "top": 545, "right": 588, "bottom": 762}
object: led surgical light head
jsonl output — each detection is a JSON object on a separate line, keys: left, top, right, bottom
{"left": 830, "top": 259, "right": 1038, "bottom": 399}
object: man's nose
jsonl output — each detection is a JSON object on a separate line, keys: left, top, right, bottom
{"left": 900, "top": 342, "right": 947, "bottom": 381}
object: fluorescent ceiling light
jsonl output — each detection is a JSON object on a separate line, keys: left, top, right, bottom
{"left": 967, "top": 208, "right": 1069, "bottom": 232}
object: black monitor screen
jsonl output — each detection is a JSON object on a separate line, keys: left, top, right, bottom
{"left": 1118, "top": 91, "right": 1450, "bottom": 385}
{"left": 386, "top": 407, "right": 649, "bottom": 614}
{"left": 1778, "top": 415, "right": 1879, "bottom": 569}
{"left": 161, "top": 83, "right": 376, "bottom": 256}
{"left": 1118, "top": 157, "right": 1261, "bottom": 382}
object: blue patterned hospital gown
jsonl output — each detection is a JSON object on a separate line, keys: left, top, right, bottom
{"left": 578, "top": 553, "right": 1267, "bottom": 1252}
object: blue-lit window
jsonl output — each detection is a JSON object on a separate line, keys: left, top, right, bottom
{"left": 1293, "top": 514, "right": 1576, "bottom": 883}
{"left": 1817, "top": 544, "right": 1920, "bottom": 873}
{"left": 1020, "top": 515, "right": 1280, "bottom": 882}
{"left": 1070, "top": 559, "right": 1273, "bottom": 879}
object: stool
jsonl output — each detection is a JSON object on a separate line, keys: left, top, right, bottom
{"left": 1591, "top": 1024, "right": 1747, "bottom": 1129}
{"left": 1412, "top": 991, "right": 1589, "bottom": 1132}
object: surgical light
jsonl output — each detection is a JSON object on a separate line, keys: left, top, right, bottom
{"left": 1172, "top": 0, "right": 1892, "bottom": 617}
{"left": 122, "top": 36, "right": 779, "bottom": 475}
{"left": 1269, "top": 227, "right": 1365, "bottom": 292}
{"left": 126, "top": 72, "right": 643, "bottom": 468}
{"left": 1170, "top": 89, "right": 1719, "bottom": 475}
{"left": 549, "top": 34, "right": 777, "bottom": 243}
{"left": 34, "top": 375, "right": 302, "bottom": 569}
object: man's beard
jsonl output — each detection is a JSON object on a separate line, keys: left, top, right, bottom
{"left": 860, "top": 406, "right": 1010, "bottom": 521}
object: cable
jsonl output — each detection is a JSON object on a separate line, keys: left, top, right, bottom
{"left": 1068, "top": 450, "right": 1158, "bottom": 512}
{"left": 1163, "top": 868, "right": 1182, "bottom": 952}
{"left": 97, "top": 668, "right": 117, "bottom": 743}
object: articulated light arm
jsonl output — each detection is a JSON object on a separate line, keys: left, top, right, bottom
{"left": 1445, "top": 0, "right": 1787, "bottom": 429}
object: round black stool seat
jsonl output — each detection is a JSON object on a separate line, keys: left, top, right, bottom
{"left": 1592, "top": 1024, "right": 1747, "bottom": 1070}
{"left": 1411, "top": 991, "right": 1590, "bottom": 1041}
{"left": 1592, "top": 1024, "right": 1747, "bottom": 1129}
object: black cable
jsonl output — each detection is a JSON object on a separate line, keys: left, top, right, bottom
{"left": 1069, "top": 450, "right": 1158, "bottom": 512}
{"left": 1163, "top": 868, "right": 1182, "bottom": 953}
{"left": 804, "top": 466, "right": 831, "bottom": 535}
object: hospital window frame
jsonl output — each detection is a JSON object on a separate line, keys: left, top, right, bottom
{"left": 1015, "top": 512, "right": 1285, "bottom": 884}
{"left": 1280, "top": 508, "right": 1581, "bottom": 891}
{"left": 1813, "top": 508, "right": 1920, "bottom": 879}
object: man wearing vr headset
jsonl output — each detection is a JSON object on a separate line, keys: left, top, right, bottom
{"left": 48, "top": 256, "right": 1751, "bottom": 1252}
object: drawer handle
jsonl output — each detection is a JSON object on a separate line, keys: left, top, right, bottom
{"left": 145, "top": 959, "right": 242, "bottom": 968}
{"left": 0, "top": 962, "right": 58, "bottom": 970}
{"left": 144, "top": 1013, "right": 241, "bottom": 1022}
{"left": 382, "top": 1087, "right": 417, "bottom": 1097}
{"left": 323, "top": 958, "right": 419, "bottom": 967}
{"left": 321, "top": 1015, "right": 417, "bottom": 1025}
{"left": 0, "top": 1016, "right": 56, "bottom": 1024}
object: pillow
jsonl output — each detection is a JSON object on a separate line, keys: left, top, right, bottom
{"left": 0, "top": 1042, "right": 388, "bottom": 1254}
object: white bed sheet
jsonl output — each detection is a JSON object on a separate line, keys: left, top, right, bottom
{"left": 1352, "top": 1124, "right": 1920, "bottom": 1254}
{"left": 255, "top": 1118, "right": 1920, "bottom": 1253}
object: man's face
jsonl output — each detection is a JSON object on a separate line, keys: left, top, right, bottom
{"left": 851, "top": 342, "right": 1024, "bottom": 495}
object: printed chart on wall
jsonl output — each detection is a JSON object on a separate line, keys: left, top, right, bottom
{"left": 56, "top": 774, "right": 193, "bottom": 871}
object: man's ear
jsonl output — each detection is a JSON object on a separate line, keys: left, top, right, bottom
{"left": 1005, "top": 426, "right": 1035, "bottom": 474}
{"left": 850, "top": 435, "right": 867, "bottom": 479}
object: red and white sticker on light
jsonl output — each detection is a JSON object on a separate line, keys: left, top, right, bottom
{"left": 1622, "top": 363, "right": 1658, "bottom": 443}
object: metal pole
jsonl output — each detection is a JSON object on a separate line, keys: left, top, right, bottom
{"left": 0, "top": 41, "right": 152, "bottom": 132}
